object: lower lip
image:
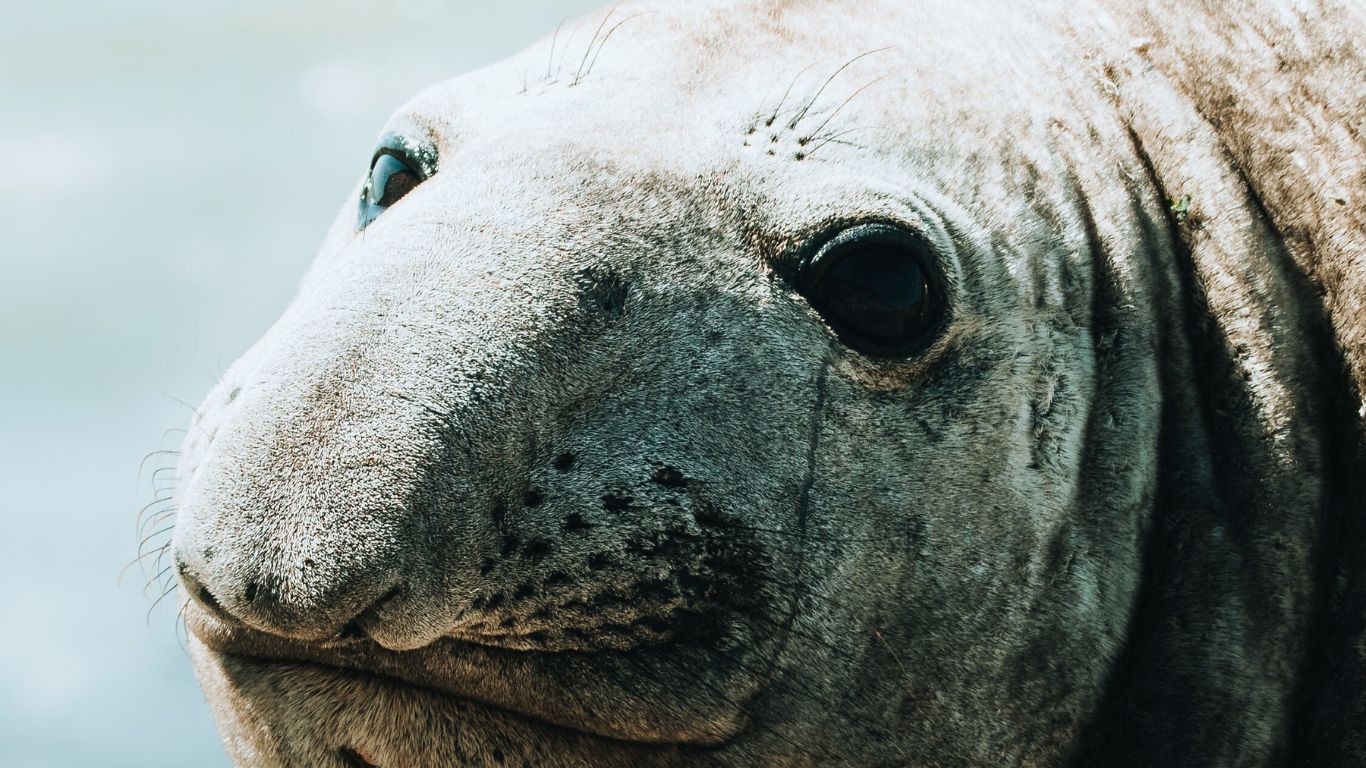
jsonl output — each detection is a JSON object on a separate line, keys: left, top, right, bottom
{"left": 187, "top": 604, "right": 759, "bottom": 747}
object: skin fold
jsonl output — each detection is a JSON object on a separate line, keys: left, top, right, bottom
{"left": 168, "top": 1, "right": 1366, "bottom": 765}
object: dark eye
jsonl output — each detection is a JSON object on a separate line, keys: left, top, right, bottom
{"left": 357, "top": 135, "right": 435, "bottom": 230}
{"left": 798, "top": 223, "right": 944, "bottom": 356}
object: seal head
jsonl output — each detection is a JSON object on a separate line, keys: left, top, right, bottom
{"left": 168, "top": 0, "right": 1366, "bottom": 765}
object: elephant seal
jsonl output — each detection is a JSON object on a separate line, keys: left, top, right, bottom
{"left": 167, "top": 0, "right": 1366, "bottom": 765}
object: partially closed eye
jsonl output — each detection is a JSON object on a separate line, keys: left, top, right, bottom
{"left": 369, "top": 153, "right": 421, "bottom": 209}
{"left": 356, "top": 136, "right": 435, "bottom": 231}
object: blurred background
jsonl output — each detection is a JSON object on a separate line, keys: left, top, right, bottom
{"left": 0, "top": 1, "right": 599, "bottom": 764}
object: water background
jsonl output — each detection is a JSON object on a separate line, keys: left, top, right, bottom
{"left": 0, "top": 1, "right": 600, "bottom": 764}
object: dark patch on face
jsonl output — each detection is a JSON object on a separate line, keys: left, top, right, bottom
{"left": 634, "top": 579, "right": 677, "bottom": 602}
{"left": 633, "top": 615, "right": 672, "bottom": 633}
{"left": 521, "top": 539, "right": 552, "bottom": 561}
{"left": 544, "top": 571, "right": 571, "bottom": 587}
{"left": 553, "top": 452, "right": 576, "bottom": 471}
{"left": 916, "top": 416, "right": 946, "bottom": 444}
{"left": 523, "top": 489, "right": 545, "bottom": 507}
{"left": 576, "top": 267, "right": 629, "bottom": 319}
{"left": 564, "top": 512, "right": 591, "bottom": 531}
{"left": 587, "top": 591, "right": 628, "bottom": 611}
{"left": 677, "top": 569, "right": 709, "bottom": 600}
{"left": 500, "top": 535, "right": 520, "bottom": 557}
{"left": 480, "top": 558, "right": 497, "bottom": 576}
{"left": 491, "top": 498, "right": 508, "bottom": 529}
{"left": 651, "top": 464, "right": 689, "bottom": 487}
{"left": 601, "top": 492, "right": 634, "bottom": 511}
{"left": 587, "top": 552, "right": 612, "bottom": 570}
{"left": 513, "top": 583, "right": 535, "bottom": 601}
{"left": 692, "top": 501, "right": 738, "bottom": 529}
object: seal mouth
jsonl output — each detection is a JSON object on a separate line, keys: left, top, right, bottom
{"left": 211, "top": 652, "right": 691, "bottom": 768}
{"left": 185, "top": 600, "right": 767, "bottom": 748}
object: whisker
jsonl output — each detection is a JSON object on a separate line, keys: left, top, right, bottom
{"left": 545, "top": 19, "right": 563, "bottom": 80}
{"left": 139, "top": 509, "right": 177, "bottom": 543}
{"left": 137, "top": 449, "right": 180, "bottom": 485}
{"left": 132, "top": 532, "right": 171, "bottom": 563}
{"left": 134, "top": 494, "right": 175, "bottom": 533}
{"left": 153, "top": 539, "right": 175, "bottom": 568}
{"left": 161, "top": 393, "right": 201, "bottom": 417}
{"left": 766, "top": 61, "right": 822, "bottom": 127}
{"left": 146, "top": 580, "right": 180, "bottom": 623}
{"left": 175, "top": 596, "right": 193, "bottom": 657}
{"left": 799, "top": 75, "right": 887, "bottom": 141}
{"left": 118, "top": 539, "right": 171, "bottom": 586}
{"left": 583, "top": 13, "right": 652, "bottom": 80}
{"left": 788, "top": 47, "right": 892, "bottom": 129}
{"left": 572, "top": 6, "right": 617, "bottom": 85}
{"left": 144, "top": 562, "right": 175, "bottom": 597}
{"left": 150, "top": 464, "right": 178, "bottom": 487}
{"left": 139, "top": 524, "right": 177, "bottom": 554}
{"left": 801, "top": 126, "right": 873, "bottom": 158}
{"left": 554, "top": 23, "right": 584, "bottom": 81}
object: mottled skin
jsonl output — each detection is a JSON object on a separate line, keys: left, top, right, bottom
{"left": 169, "top": 0, "right": 1366, "bottom": 765}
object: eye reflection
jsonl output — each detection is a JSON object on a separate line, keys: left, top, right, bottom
{"left": 798, "top": 223, "right": 944, "bottom": 357}
{"left": 368, "top": 154, "right": 420, "bottom": 208}
{"left": 356, "top": 135, "right": 435, "bottom": 231}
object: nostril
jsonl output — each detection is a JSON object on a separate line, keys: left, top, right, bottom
{"left": 244, "top": 581, "right": 259, "bottom": 602}
{"left": 197, "top": 586, "right": 223, "bottom": 613}
{"left": 176, "top": 560, "right": 229, "bottom": 620}
{"left": 336, "top": 621, "right": 367, "bottom": 640}
{"left": 338, "top": 747, "right": 380, "bottom": 767}
{"left": 331, "top": 583, "right": 405, "bottom": 642}
{"left": 374, "top": 583, "right": 403, "bottom": 609}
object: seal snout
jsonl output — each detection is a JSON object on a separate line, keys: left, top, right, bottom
{"left": 175, "top": 536, "right": 408, "bottom": 644}
{"left": 171, "top": 370, "right": 459, "bottom": 647}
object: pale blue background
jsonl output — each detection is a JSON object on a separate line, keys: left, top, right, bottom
{"left": 0, "top": 1, "right": 599, "bottom": 764}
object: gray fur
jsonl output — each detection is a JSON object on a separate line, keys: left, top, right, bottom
{"left": 168, "top": 0, "right": 1366, "bottom": 765}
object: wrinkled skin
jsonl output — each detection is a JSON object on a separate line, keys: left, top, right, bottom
{"left": 169, "top": 0, "right": 1366, "bottom": 765}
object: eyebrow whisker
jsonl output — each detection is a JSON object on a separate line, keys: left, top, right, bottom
{"left": 573, "top": 6, "right": 618, "bottom": 86}
{"left": 583, "top": 13, "right": 653, "bottom": 80}
{"left": 800, "top": 75, "right": 887, "bottom": 141}
{"left": 788, "top": 47, "right": 892, "bottom": 129}
{"left": 545, "top": 19, "right": 563, "bottom": 80}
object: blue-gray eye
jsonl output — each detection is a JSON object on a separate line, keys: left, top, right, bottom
{"left": 798, "top": 223, "right": 944, "bottom": 356}
{"left": 356, "top": 136, "right": 434, "bottom": 230}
